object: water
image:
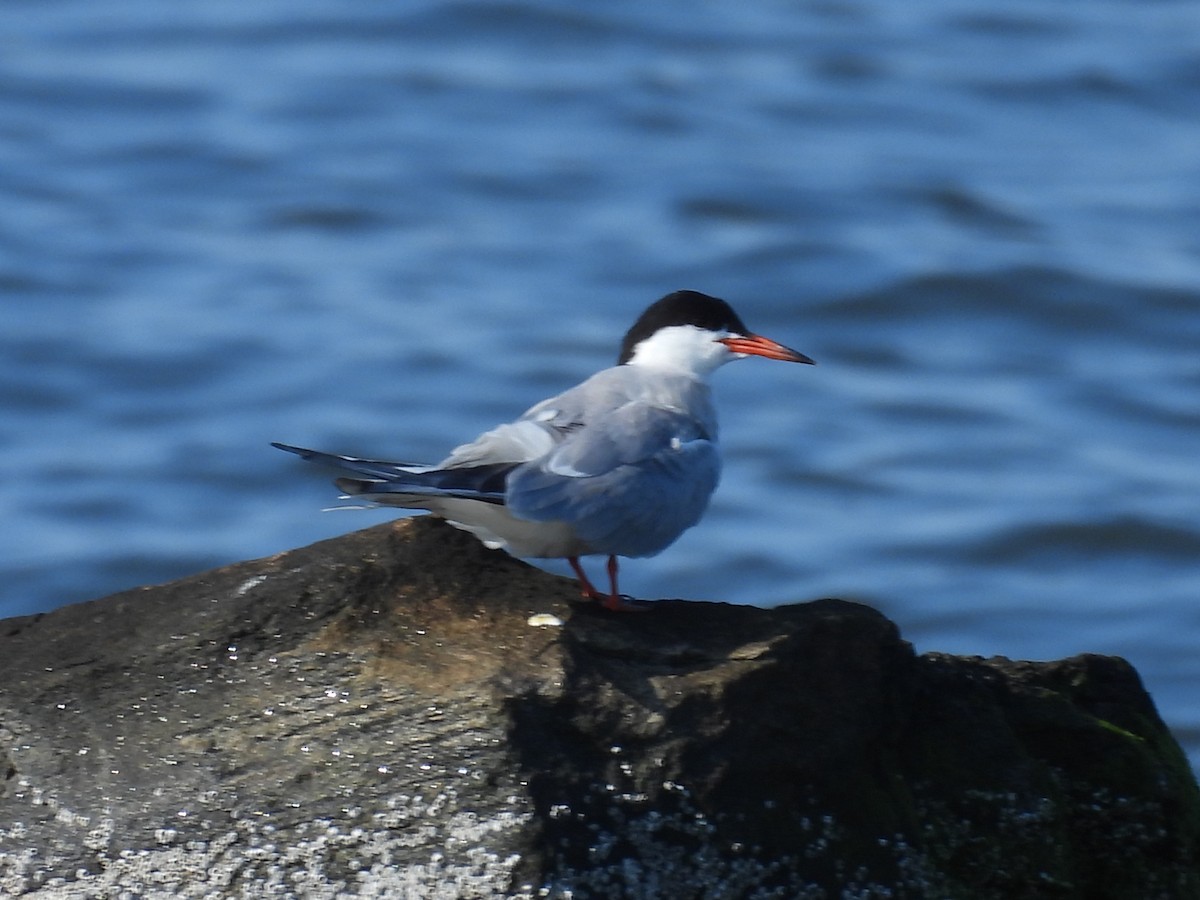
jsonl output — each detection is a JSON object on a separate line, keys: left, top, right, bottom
{"left": 3, "top": 0, "right": 1199, "bottom": 768}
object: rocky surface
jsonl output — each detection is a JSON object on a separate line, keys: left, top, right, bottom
{"left": 1, "top": 517, "right": 1198, "bottom": 899}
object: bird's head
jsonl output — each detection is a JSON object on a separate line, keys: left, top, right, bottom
{"left": 619, "top": 290, "right": 814, "bottom": 376}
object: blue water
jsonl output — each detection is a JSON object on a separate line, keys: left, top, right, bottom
{"left": 3, "top": 1, "right": 1199, "bottom": 768}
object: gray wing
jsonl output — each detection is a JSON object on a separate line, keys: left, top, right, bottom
{"left": 272, "top": 378, "right": 603, "bottom": 506}
{"left": 505, "top": 399, "right": 721, "bottom": 558}
{"left": 276, "top": 366, "right": 721, "bottom": 555}
{"left": 434, "top": 364, "right": 649, "bottom": 469}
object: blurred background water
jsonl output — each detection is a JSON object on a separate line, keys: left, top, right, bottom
{"left": 2, "top": 1, "right": 1198, "bottom": 768}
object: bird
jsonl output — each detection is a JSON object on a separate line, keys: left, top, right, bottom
{"left": 273, "top": 290, "right": 814, "bottom": 611}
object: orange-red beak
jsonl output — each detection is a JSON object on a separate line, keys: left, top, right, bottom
{"left": 719, "top": 334, "right": 815, "bottom": 364}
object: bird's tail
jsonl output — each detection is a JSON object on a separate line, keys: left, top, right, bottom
{"left": 271, "top": 442, "right": 427, "bottom": 479}
{"left": 272, "top": 442, "right": 510, "bottom": 506}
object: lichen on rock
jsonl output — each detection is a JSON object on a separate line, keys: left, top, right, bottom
{"left": 1, "top": 519, "right": 1197, "bottom": 898}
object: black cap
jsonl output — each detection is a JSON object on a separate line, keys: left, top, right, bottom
{"left": 618, "top": 291, "right": 749, "bottom": 365}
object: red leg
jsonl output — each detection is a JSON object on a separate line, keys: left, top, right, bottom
{"left": 567, "top": 557, "right": 605, "bottom": 601}
{"left": 568, "top": 556, "right": 652, "bottom": 612}
{"left": 602, "top": 555, "right": 621, "bottom": 609}
{"left": 600, "top": 555, "right": 652, "bottom": 613}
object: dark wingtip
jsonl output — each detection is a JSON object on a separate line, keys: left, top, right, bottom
{"left": 271, "top": 442, "right": 309, "bottom": 457}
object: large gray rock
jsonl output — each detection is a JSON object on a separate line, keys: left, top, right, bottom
{"left": 1, "top": 518, "right": 1197, "bottom": 898}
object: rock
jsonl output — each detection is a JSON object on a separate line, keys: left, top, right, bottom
{"left": 1, "top": 518, "right": 1197, "bottom": 899}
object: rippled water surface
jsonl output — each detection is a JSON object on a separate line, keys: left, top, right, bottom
{"left": 3, "top": 1, "right": 1199, "bottom": 766}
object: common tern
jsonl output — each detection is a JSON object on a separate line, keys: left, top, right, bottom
{"left": 273, "top": 290, "right": 813, "bottom": 611}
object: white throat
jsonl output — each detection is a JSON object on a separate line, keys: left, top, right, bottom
{"left": 624, "top": 325, "right": 738, "bottom": 378}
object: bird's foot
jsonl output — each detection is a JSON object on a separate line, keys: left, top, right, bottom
{"left": 599, "top": 593, "right": 655, "bottom": 613}
{"left": 568, "top": 556, "right": 651, "bottom": 612}
{"left": 573, "top": 587, "right": 653, "bottom": 613}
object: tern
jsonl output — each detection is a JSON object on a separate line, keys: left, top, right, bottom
{"left": 273, "top": 290, "right": 813, "bottom": 611}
